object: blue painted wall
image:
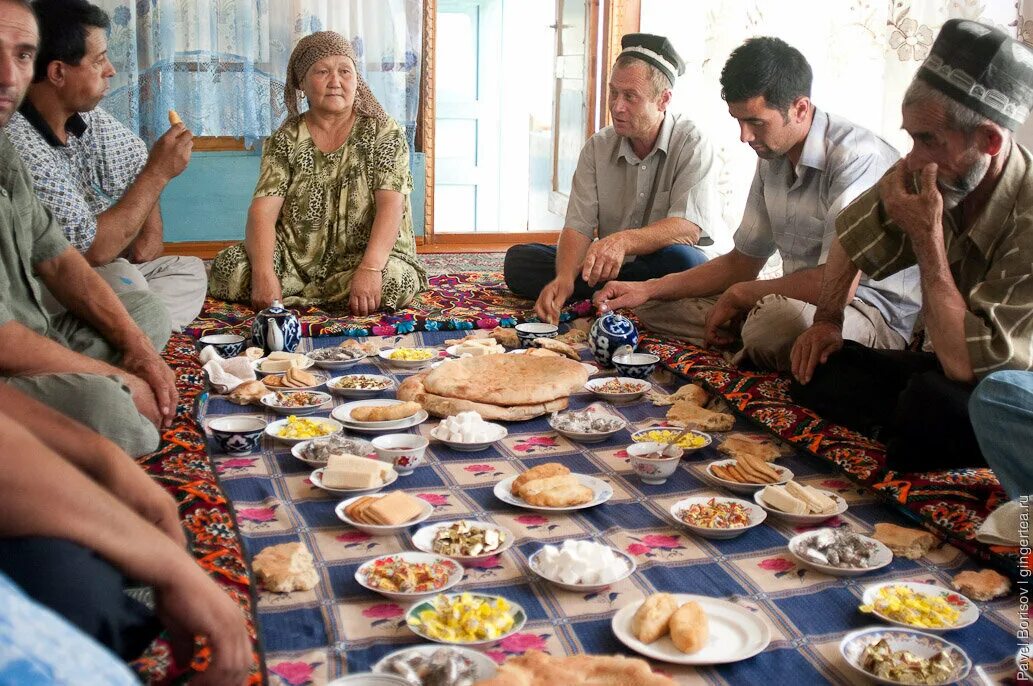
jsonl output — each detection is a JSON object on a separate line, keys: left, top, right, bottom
{"left": 161, "top": 150, "right": 427, "bottom": 241}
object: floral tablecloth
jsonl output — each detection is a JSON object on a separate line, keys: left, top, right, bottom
{"left": 201, "top": 332, "right": 1021, "bottom": 685}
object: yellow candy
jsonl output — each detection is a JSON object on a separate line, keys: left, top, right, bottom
{"left": 410, "top": 593, "right": 515, "bottom": 642}
{"left": 860, "top": 585, "right": 962, "bottom": 628}
{"left": 634, "top": 429, "right": 707, "bottom": 448}
{"left": 277, "top": 415, "right": 333, "bottom": 439}
{"left": 389, "top": 348, "right": 434, "bottom": 361}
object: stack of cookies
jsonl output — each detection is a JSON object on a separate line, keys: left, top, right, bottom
{"left": 264, "top": 367, "right": 318, "bottom": 388}
{"left": 711, "top": 454, "right": 782, "bottom": 484}
{"left": 344, "top": 491, "right": 425, "bottom": 526}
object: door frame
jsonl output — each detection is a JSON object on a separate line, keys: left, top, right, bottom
{"left": 419, "top": 0, "right": 637, "bottom": 243}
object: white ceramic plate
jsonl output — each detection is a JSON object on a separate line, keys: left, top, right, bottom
{"left": 332, "top": 409, "right": 430, "bottom": 434}
{"left": 336, "top": 495, "right": 434, "bottom": 535}
{"left": 430, "top": 422, "right": 507, "bottom": 451}
{"left": 493, "top": 474, "right": 613, "bottom": 512}
{"left": 355, "top": 552, "right": 464, "bottom": 602}
{"left": 704, "top": 459, "right": 794, "bottom": 494}
{"left": 378, "top": 348, "right": 438, "bottom": 368}
{"left": 332, "top": 399, "right": 426, "bottom": 428}
{"left": 547, "top": 410, "right": 627, "bottom": 444}
{"left": 372, "top": 645, "right": 498, "bottom": 682}
{"left": 260, "top": 391, "right": 332, "bottom": 416}
{"left": 305, "top": 349, "right": 368, "bottom": 370}
{"left": 406, "top": 594, "right": 527, "bottom": 646}
{"left": 290, "top": 436, "right": 375, "bottom": 466}
{"left": 839, "top": 627, "right": 972, "bottom": 685}
{"left": 611, "top": 593, "right": 771, "bottom": 665}
{"left": 584, "top": 377, "right": 652, "bottom": 402}
{"left": 669, "top": 496, "right": 767, "bottom": 539}
{"left": 630, "top": 428, "right": 713, "bottom": 454}
{"left": 325, "top": 374, "right": 396, "bottom": 398}
{"left": 787, "top": 529, "right": 893, "bottom": 577}
{"left": 309, "top": 466, "right": 397, "bottom": 494}
{"left": 251, "top": 355, "right": 315, "bottom": 376}
{"left": 265, "top": 417, "right": 343, "bottom": 445}
{"left": 255, "top": 369, "right": 329, "bottom": 392}
{"left": 528, "top": 545, "right": 636, "bottom": 592}
{"left": 860, "top": 582, "right": 979, "bottom": 632}
{"left": 753, "top": 488, "right": 848, "bottom": 524}
{"left": 411, "top": 520, "right": 515, "bottom": 562}
{"left": 327, "top": 675, "right": 411, "bottom": 686}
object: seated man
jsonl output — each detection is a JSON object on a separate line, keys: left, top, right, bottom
{"left": 0, "top": 0, "right": 176, "bottom": 457}
{"left": 790, "top": 20, "right": 1033, "bottom": 472}
{"left": 505, "top": 33, "right": 731, "bottom": 324}
{"left": 0, "top": 384, "right": 250, "bottom": 684}
{"left": 969, "top": 371, "right": 1033, "bottom": 499}
{"left": 594, "top": 37, "right": 921, "bottom": 371}
{"left": 7, "top": 0, "right": 206, "bottom": 331}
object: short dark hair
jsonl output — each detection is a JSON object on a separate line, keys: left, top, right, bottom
{"left": 719, "top": 37, "right": 812, "bottom": 115}
{"left": 30, "top": 0, "right": 110, "bottom": 83}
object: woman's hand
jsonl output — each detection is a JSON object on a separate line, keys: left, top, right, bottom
{"left": 349, "top": 267, "right": 383, "bottom": 316}
{"left": 250, "top": 270, "right": 282, "bottom": 310}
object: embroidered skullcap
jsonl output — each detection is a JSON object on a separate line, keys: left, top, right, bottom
{"left": 619, "top": 33, "right": 686, "bottom": 86}
{"left": 284, "top": 31, "right": 389, "bottom": 124}
{"left": 916, "top": 19, "right": 1033, "bottom": 130}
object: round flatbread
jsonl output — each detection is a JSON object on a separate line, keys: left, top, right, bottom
{"left": 423, "top": 354, "right": 588, "bottom": 406}
{"left": 398, "top": 373, "right": 569, "bottom": 420}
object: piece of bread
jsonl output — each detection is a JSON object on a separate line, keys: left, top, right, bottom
{"left": 399, "top": 373, "right": 570, "bottom": 421}
{"left": 365, "top": 491, "right": 425, "bottom": 526}
{"left": 632, "top": 593, "right": 680, "bottom": 644}
{"left": 670, "top": 384, "right": 709, "bottom": 406}
{"left": 556, "top": 328, "right": 587, "bottom": 345}
{"left": 423, "top": 354, "right": 588, "bottom": 406}
{"left": 476, "top": 650, "right": 675, "bottom": 686}
{"left": 667, "top": 401, "right": 734, "bottom": 432}
{"left": 490, "top": 326, "right": 521, "bottom": 349}
{"left": 512, "top": 463, "right": 569, "bottom": 495}
{"left": 952, "top": 569, "right": 1011, "bottom": 600}
{"left": 719, "top": 434, "right": 782, "bottom": 462}
{"left": 518, "top": 475, "right": 593, "bottom": 507}
{"left": 252, "top": 542, "right": 319, "bottom": 593}
{"left": 872, "top": 523, "right": 939, "bottom": 559}
{"left": 285, "top": 367, "right": 317, "bottom": 387}
{"left": 529, "top": 337, "right": 580, "bottom": 360}
{"left": 227, "top": 379, "right": 269, "bottom": 405}
{"left": 350, "top": 401, "right": 422, "bottom": 422}
{"left": 669, "top": 600, "right": 708, "bottom": 654}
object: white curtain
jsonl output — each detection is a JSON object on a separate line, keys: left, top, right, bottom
{"left": 96, "top": 0, "right": 422, "bottom": 146}
{"left": 640, "top": 0, "right": 1033, "bottom": 233}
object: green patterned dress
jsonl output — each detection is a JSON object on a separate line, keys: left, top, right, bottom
{"left": 209, "top": 114, "right": 428, "bottom": 308}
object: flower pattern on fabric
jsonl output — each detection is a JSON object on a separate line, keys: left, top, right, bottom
{"left": 269, "top": 661, "right": 319, "bottom": 686}
{"left": 184, "top": 508, "right": 239, "bottom": 548}
{"left": 889, "top": 18, "right": 934, "bottom": 61}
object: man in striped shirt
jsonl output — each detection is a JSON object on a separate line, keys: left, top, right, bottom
{"left": 790, "top": 19, "right": 1033, "bottom": 472}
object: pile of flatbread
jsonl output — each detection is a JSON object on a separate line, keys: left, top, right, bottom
{"left": 664, "top": 383, "right": 735, "bottom": 432}
{"left": 398, "top": 353, "right": 588, "bottom": 421}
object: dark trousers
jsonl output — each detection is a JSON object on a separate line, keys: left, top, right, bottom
{"left": 503, "top": 242, "right": 708, "bottom": 301}
{"left": 0, "top": 537, "right": 161, "bottom": 661}
{"left": 789, "top": 341, "right": 984, "bottom": 471}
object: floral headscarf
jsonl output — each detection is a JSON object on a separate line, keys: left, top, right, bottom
{"left": 284, "top": 31, "right": 389, "bottom": 124}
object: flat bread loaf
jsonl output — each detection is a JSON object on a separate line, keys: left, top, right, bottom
{"left": 477, "top": 650, "right": 675, "bottom": 686}
{"left": 398, "top": 373, "right": 569, "bottom": 420}
{"left": 872, "top": 523, "right": 938, "bottom": 559}
{"left": 667, "top": 400, "right": 734, "bottom": 432}
{"left": 423, "top": 354, "right": 588, "bottom": 406}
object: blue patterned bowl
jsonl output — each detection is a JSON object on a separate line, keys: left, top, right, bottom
{"left": 588, "top": 312, "right": 638, "bottom": 367}
{"left": 515, "top": 322, "right": 559, "bottom": 348}
{"left": 612, "top": 352, "right": 659, "bottom": 379}
{"left": 198, "top": 333, "right": 246, "bottom": 358}
{"left": 207, "top": 416, "right": 267, "bottom": 456}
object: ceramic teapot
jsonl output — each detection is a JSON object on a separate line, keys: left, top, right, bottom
{"left": 251, "top": 300, "right": 301, "bottom": 355}
{"left": 588, "top": 309, "right": 639, "bottom": 367}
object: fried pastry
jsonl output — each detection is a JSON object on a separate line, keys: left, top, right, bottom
{"left": 631, "top": 592, "right": 680, "bottom": 643}
{"left": 350, "top": 401, "right": 422, "bottom": 422}
{"left": 518, "top": 474, "right": 593, "bottom": 507}
{"left": 669, "top": 600, "right": 708, "bottom": 653}
{"left": 511, "top": 463, "right": 569, "bottom": 495}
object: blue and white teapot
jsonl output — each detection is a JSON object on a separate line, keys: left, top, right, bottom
{"left": 588, "top": 309, "right": 639, "bottom": 367}
{"left": 251, "top": 300, "right": 301, "bottom": 355}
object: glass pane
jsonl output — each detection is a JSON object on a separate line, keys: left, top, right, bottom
{"left": 435, "top": 184, "right": 477, "bottom": 232}
{"left": 437, "top": 11, "right": 478, "bottom": 102}
{"left": 436, "top": 119, "right": 478, "bottom": 165}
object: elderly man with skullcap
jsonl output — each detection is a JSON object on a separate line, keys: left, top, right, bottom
{"left": 209, "top": 31, "right": 428, "bottom": 314}
{"left": 791, "top": 20, "right": 1033, "bottom": 473}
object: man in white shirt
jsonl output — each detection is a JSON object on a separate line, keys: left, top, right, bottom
{"left": 504, "top": 33, "right": 730, "bottom": 323}
{"left": 596, "top": 37, "right": 921, "bottom": 371}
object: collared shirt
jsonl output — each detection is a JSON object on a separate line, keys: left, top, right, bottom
{"left": 6, "top": 102, "right": 147, "bottom": 253}
{"left": 0, "top": 131, "right": 70, "bottom": 336}
{"left": 837, "top": 141, "right": 1033, "bottom": 376}
{"left": 734, "top": 108, "right": 922, "bottom": 340}
{"left": 564, "top": 112, "right": 731, "bottom": 259}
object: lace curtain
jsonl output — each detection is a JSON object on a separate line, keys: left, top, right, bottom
{"left": 640, "top": 0, "right": 1033, "bottom": 233}
{"left": 95, "top": 0, "right": 422, "bottom": 147}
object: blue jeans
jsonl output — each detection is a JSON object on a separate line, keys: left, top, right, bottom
{"left": 503, "top": 242, "right": 708, "bottom": 301}
{"left": 969, "top": 370, "right": 1033, "bottom": 499}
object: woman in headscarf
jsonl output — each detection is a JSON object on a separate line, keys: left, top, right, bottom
{"left": 209, "top": 32, "right": 428, "bottom": 313}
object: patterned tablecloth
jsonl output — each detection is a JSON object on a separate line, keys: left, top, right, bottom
{"left": 201, "top": 332, "right": 1021, "bottom": 685}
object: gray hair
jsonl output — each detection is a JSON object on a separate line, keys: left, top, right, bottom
{"left": 613, "top": 53, "right": 672, "bottom": 98}
{"left": 903, "top": 79, "right": 990, "bottom": 135}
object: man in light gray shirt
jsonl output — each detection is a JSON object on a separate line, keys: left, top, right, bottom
{"left": 504, "top": 33, "right": 731, "bottom": 323}
{"left": 596, "top": 37, "right": 922, "bottom": 371}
